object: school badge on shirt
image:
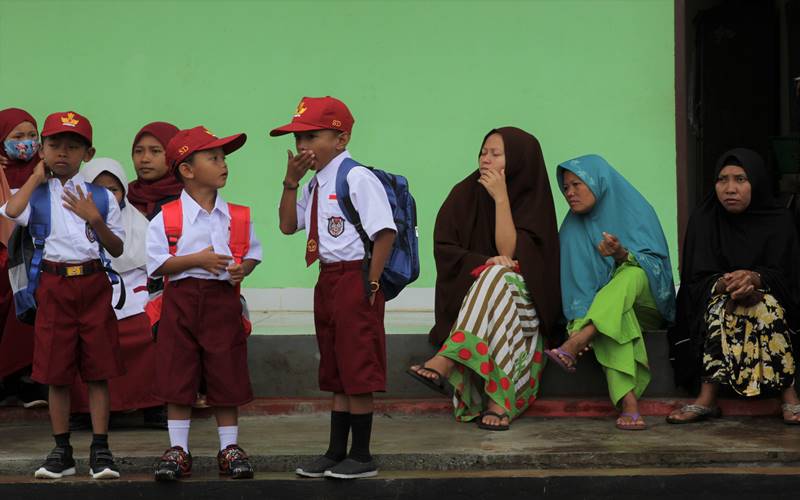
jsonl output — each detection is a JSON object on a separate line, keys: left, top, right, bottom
{"left": 328, "top": 216, "right": 345, "bottom": 238}
{"left": 85, "top": 222, "right": 97, "bottom": 243}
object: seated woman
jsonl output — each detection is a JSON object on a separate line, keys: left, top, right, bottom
{"left": 667, "top": 149, "right": 800, "bottom": 424}
{"left": 407, "top": 127, "right": 561, "bottom": 431}
{"left": 546, "top": 155, "right": 676, "bottom": 431}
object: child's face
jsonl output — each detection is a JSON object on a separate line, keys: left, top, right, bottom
{"left": 132, "top": 134, "right": 169, "bottom": 181}
{"left": 4, "top": 121, "right": 38, "bottom": 142}
{"left": 179, "top": 147, "right": 228, "bottom": 189}
{"left": 40, "top": 133, "right": 95, "bottom": 179}
{"left": 93, "top": 172, "right": 125, "bottom": 205}
{"left": 294, "top": 130, "right": 347, "bottom": 170}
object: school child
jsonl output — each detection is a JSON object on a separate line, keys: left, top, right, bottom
{"left": 0, "top": 111, "right": 125, "bottom": 479}
{"left": 273, "top": 96, "right": 396, "bottom": 479}
{"left": 147, "top": 126, "right": 261, "bottom": 481}
{"left": 70, "top": 158, "right": 161, "bottom": 423}
{"left": 127, "top": 122, "right": 181, "bottom": 220}
{"left": 0, "top": 108, "right": 47, "bottom": 409}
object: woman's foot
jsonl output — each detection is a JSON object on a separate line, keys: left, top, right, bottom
{"left": 478, "top": 400, "right": 510, "bottom": 430}
{"left": 547, "top": 324, "right": 597, "bottom": 370}
{"left": 781, "top": 387, "right": 800, "bottom": 424}
{"left": 616, "top": 392, "right": 646, "bottom": 430}
{"left": 408, "top": 355, "right": 455, "bottom": 384}
{"left": 666, "top": 382, "right": 720, "bottom": 423}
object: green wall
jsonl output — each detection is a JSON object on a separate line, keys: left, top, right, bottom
{"left": 0, "top": 0, "right": 676, "bottom": 288}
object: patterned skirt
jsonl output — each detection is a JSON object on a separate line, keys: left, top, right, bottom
{"left": 438, "top": 265, "right": 544, "bottom": 422}
{"left": 703, "top": 292, "right": 796, "bottom": 396}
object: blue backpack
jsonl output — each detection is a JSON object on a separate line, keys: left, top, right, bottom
{"left": 7, "top": 183, "right": 123, "bottom": 324}
{"left": 335, "top": 158, "right": 419, "bottom": 301}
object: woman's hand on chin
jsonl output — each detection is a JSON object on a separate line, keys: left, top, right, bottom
{"left": 478, "top": 168, "right": 509, "bottom": 203}
{"left": 486, "top": 255, "right": 517, "bottom": 268}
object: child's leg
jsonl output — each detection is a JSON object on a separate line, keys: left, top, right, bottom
{"left": 167, "top": 404, "right": 192, "bottom": 451}
{"left": 347, "top": 393, "right": 374, "bottom": 462}
{"left": 214, "top": 406, "right": 238, "bottom": 450}
{"left": 48, "top": 385, "right": 71, "bottom": 435}
{"left": 87, "top": 380, "right": 110, "bottom": 435}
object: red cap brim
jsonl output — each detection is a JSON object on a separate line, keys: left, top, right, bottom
{"left": 199, "top": 133, "right": 247, "bottom": 155}
{"left": 269, "top": 122, "right": 328, "bottom": 137}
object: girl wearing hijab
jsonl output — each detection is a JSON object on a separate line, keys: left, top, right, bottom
{"left": 547, "top": 155, "right": 676, "bottom": 431}
{"left": 667, "top": 149, "right": 800, "bottom": 425}
{"left": 0, "top": 108, "right": 47, "bottom": 408}
{"left": 407, "top": 128, "right": 561, "bottom": 431}
{"left": 127, "top": 122, "right": 181, "bottom": 219}
{"left": 70, "top": 158, "right": 164, "bottom": 425}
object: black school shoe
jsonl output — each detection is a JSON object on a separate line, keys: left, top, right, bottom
{"left": 295, "top": 455, "right": 342, "bottom": 478}
{"left": 154, "top": 446, "right": 192, "bottom": 481}
{"left": 89, "top": 446, "right": 120, "bottom": 479}
{"left": 323, "top": 457, "right": 378, "bottom": 479}
{"left": 217, "top": 444, "right": 254, "bottom": 479}
{"left": 34, "top": 445, "right": 76, "bottom": 479}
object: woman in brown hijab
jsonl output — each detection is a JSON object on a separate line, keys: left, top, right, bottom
{"left": 408, "top": 127, "right": 561, "bottom": 430}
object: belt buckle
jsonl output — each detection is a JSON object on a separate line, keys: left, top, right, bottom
{"left": 65, "top": 265, "right": 84, "bottom": 277}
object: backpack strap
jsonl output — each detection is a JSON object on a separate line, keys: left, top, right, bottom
{"left": 86, "top": 183, "right": 125, "bottom": 309}
{"left": 161, "top": 199, "right": 183, "bottom": 257}
{"left": 25, "top": 184, "right": 51, "bottom": 295}
{"left": 335, "top": 158, "right": 373, "bottom": 258}
{"left": 227, "top": 203, "right": 251, "bottom": 265}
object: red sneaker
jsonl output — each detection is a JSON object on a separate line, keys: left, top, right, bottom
{"left": 217, "top": 444, "right": 254, "bottom": 479}
{"left": 154, "top": 446, "right": 192, "bottom": 481}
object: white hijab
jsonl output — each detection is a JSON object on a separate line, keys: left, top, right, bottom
{"left": 82, "top": 158, "right": 149, "bottom": 273}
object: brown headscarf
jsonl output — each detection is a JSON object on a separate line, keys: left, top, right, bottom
{"left": 429, "top": 127, "right": 561, "bottom": 345}
{"left": 127, "top": 121, "right": 182, "bottom": 218}
{"left": 0, "top": 108, "right": 39, "bottom": 189}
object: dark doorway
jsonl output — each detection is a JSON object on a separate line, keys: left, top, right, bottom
{"left": 675, "top": 0, "right": 800, "bottom": 253}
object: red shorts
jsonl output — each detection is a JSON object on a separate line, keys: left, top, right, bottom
{"left": 32, "top": 263, "right": 123, "bottom": 385}
{"left": 0, "top": 248, "right": 34, "bottom": 378}
{"left": 154, "top": 278, "right": 253, "bottom": 407}
{"left": 314, "top": 260, "right": 386, "bottom": 395}
{"left": 71, "top": 312, "right": 160, "bottom": 412}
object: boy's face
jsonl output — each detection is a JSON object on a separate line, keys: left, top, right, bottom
{"left": 178, "top": 147, "right": 228, "bottom": 189}
{"left": 132, "top": 133, "right": 169, "bottom": 181}
{"left": 294, "top": 130, "right": 348, "bottom": 170}
{"left": 40, "top": 133, "right": 95, "bottom": 178}
{"left": 93, "top": 172, "right": 125, "bottom": 205}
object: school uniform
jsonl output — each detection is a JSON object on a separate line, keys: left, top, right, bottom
{"left": 0, "top": 172, "right": 125, "bottom": 386}
{"left": 146, "top": 190, "right": 262, "bottom": 407}
{"left": 296, "top": 150, "right": 396, "bottom": 395}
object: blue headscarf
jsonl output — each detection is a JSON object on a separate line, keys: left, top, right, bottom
{"left": 557, "top": 154, "right": 676, "bottom": 323}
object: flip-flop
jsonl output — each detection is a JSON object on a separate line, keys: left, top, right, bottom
{"left": 782, "top": 403, "right": 800, "bottom": 425}
{"left": 544, "top": 348, "right": 577, "bottom": 373}
{"left": 406, "top": 365, "right": 448, "bottom": 396}
{"left": 476, "top": 411, "right": 510, "bottom": 431}
{"left": 665, "top": 404, "right": 722, "bottom": 424}
{"left": 616, "top": 412, "right": 647, "bottom": 431}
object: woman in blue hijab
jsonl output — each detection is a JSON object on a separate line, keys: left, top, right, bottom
{"left": 546, "top": 154, "right": 676, "bottom": 430}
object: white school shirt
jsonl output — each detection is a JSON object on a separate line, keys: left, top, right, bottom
{"left": 146, "top": 190, "right": 262, "bottom": 282}
{"left": 0, "top": 172, "right": 125, "bottom": 263}
{"left": 295, "top": 151, "right": 396, "bottom": 263}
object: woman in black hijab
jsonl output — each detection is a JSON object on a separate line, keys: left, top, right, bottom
{"left": 667, "top": 148, "right": 800, "bottom": 424}
{"left": 407, "top": 127, "right": 561, "bottom": 431}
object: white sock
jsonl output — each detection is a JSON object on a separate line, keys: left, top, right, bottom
{"left": 218, "top": 425, "right": 238, "bottom": 450}
{"left": 168, "top": 420, "right": 191, "bottom": 452}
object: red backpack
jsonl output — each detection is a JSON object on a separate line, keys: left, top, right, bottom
{"left": 144, "top": 199, "right": 253, "bottom": 335}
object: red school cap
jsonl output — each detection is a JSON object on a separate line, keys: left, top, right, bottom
{"left": 41, "top": 111, "right": 93, "bottom": 146}
{"left": 269, "top": 96, "right": 354, "bottom": 137}
{"left": 165, "top": 126, "right": 247, "bottom": 168}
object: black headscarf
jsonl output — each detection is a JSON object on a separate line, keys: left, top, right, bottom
{"left": 429, "top": 127, "right": 561, "bottom": 346}
{"left": 668, "top": 148, "right": 800, "bottom": 391}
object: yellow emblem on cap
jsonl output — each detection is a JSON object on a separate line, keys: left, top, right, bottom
{"left": 61, "top": 112, "right": 79, "bottom": 127}
{"left": 294, "top": 101, "right": 307, "bottom": 118}
{"left": 331, "top": 120, "right": 342, "bottom": 127}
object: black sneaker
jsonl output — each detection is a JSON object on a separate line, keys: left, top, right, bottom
{"left": 89, "top": 446, "right": 120, "bottom": 479}
{"left": 18, "top": 381, "right": 48, "bottom": 409}
{"left": 295, "top": 455, "right": 341, "bottom": 478}
{"left": 34, "top": 445, "right": 76, "bottom": 479}
{"left": 324, "top": 457, "right": 378, "bottom": 479}
{"left": 217, "top": 444, "right": 254, "bottom": 479}
{"left": 154, "top": 446, "right": 192, "bottom": 481}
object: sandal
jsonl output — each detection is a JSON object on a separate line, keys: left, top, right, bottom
{"left": 544, "top": 348, "right": 577, "bottom": 373}
{"left": 406, "top": 365, "right": 448, "bottom": 396}
{"left": 665, "top": 404, "right": 722, "bottom": 424}
{"left": 782, "top": 403, "right": 800, "bottom": 425}
{"left": 476, "top": 411, "right": 510, "bottom": 431}
{"left": 615, "top": 412, "right": 647, "bottom": 431}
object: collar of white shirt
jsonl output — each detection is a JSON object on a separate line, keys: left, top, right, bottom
{"left": 313, "top": 150, "right": 352, "bottom": 189}
{"left": 50, "top": 171, "right": 87, "bottom": 191}
{"left": 180, "top": 189, "right": 230, "bottom": 223}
